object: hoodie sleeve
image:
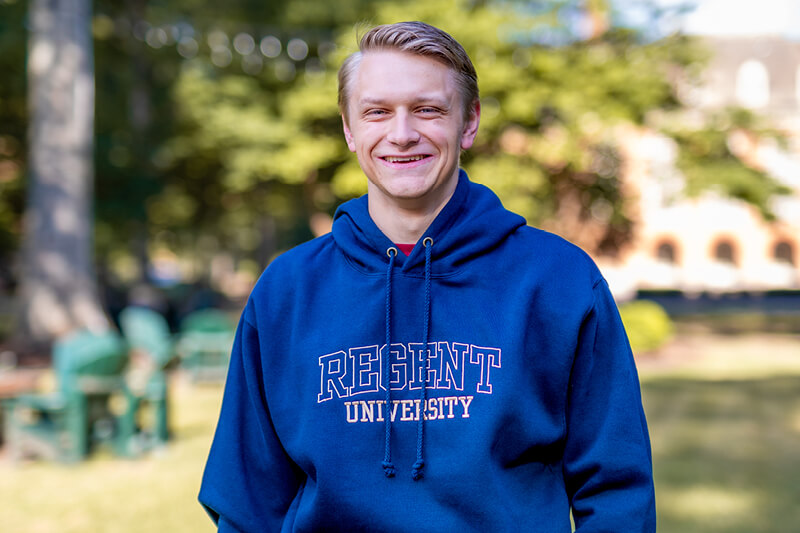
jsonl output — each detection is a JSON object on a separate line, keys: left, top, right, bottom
{"left": 563, "top": 279, "right": 656, "bottom": 532}
{"left": 198, "top": 301, "right": 303, "bottom": 532}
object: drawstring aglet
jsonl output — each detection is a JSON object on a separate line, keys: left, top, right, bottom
{"left": 411, "top": 459, "right": 425, "bottom": 481}
{"left": 382, "top": 461, "right": 397, "bottom": 478}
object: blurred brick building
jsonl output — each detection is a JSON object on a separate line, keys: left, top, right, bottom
{"left": 600, "top": 36, "right": 800, "bottom": 297}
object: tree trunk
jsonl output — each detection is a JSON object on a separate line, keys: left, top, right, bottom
{"left": 17, "top": 0, "right": 108, "bottom": 348}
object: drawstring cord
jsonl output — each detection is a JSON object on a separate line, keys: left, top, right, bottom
{"left": 382, "top": 238, "right": 434, "bottom": 481}
{"left": 412, "top": 237, "right": 433, "bottom": 480}
{"left": 383, "top": 247, "right": 398, "bottom": 478}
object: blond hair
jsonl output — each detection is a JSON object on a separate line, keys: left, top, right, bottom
{"left": 338, "top": 21, "right": 479, "bottom": 121}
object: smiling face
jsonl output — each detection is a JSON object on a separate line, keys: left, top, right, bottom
{"left": 342, "top": 50, "right": 480, "bottom": 216}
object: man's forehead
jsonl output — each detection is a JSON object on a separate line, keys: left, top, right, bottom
{"left": 350, "top": 51, "right": 459, "bottom": 102}
{"left": 356, "top": 49, "right": 454, "bottom": 77}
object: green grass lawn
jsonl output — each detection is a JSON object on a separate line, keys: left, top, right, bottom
{"left": 1, "top": 332, "right": 798, "bottom": 532}
{"left": 639, "top": 332, "right": 800, "bottom": 533}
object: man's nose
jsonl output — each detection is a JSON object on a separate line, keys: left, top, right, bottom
{"left": 386, "top": 112, "right": 420, "bottom": 146}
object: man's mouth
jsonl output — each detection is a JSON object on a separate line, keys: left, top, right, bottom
{"left": 381, "top": 155, "right": 430, "bottom": 163}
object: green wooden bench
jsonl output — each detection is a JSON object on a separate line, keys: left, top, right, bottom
{"left": 118, "top": 306, "right": 175, "bottom": 449}
{"left": 176, "top": 308, "right": 234, "bottom": 383}
{"left": 3, "top": 330, "right": 130, "bottom": 462}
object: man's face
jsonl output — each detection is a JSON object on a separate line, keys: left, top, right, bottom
{"left": 342, "top": 50, "right": 480, "bottom": 213}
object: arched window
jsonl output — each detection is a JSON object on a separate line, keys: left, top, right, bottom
{"left": 655, "top": 241, "right": 678, "bottom": 264}
{"left": 774, "top": 241, "right": 795, "bottom": 265}
{"left": 736, "top": 60, "right": 770, "bottom": 109}
{"left": 713, "top": 239, "right": 738, "bottom": 265}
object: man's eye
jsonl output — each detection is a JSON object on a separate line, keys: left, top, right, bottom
{"left": 366, "top": 109, "right": 387, "bottom": 116}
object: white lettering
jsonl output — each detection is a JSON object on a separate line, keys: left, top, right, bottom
{"left": 458, "top": 396, "right": 474, "bottom": 418}
{"left": 318, "top": 341, "right": 502, "bottom": 401}
{"left": 359, "top": 400, "right": 376, "bottom": 422}
{"left": 344, "top": 401, "right": 358, "bottom": 423}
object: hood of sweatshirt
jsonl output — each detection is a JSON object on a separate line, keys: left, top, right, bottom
{"left": 331, "top": 169, "right": 526, "bottom": 276}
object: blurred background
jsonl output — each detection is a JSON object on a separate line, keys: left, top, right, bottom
{"left": 0, "top": 0, "right": 798, "bottom": 531}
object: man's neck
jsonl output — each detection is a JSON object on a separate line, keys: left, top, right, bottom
{"left": 367, "top": 188, "right": 455, "bottom": 244}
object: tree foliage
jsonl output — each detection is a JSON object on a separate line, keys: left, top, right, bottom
{"left": 0, "top": 0, "right": 790, "bottom": 294}
{"left": 155, "top": 0, "right": 789, "bottom": 261}
{"left": 665, "top": 110, "right": 792, "bottom": 220}
{"left": 0, "top": 0, "right": 27, "bottom": 285}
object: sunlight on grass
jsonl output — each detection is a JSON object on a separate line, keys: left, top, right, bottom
{"left": 659, "top": 485, "right": 756, "bottom": 523}
{"left": 639, "top": 333, "right": 800, "bottom": 382}
{"left": 791, "top": 409, "right": 800, "bottom": 434}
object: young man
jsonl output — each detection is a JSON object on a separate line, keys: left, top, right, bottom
{"left": 199, "top": 21, "right": 656, "bottom": 532}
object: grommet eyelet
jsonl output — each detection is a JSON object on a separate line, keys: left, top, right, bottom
{"left": 386, "top": 247, "right": 398, "bottom": 257}
{"left": 422, "top": 237, "right": 434, "bottom": 247}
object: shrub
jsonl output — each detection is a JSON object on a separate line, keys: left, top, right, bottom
{"left": 618, "top": 300, "right": 674, "bottom": 355}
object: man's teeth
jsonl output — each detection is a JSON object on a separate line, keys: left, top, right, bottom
{"left": 384, "top": 155, "right": 426, "bottom": 163}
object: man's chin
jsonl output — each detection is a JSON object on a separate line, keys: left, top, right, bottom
{"left": 381, "top": 184, "right": 435, "bottom": 202}
{"left": 369, "top": 176, "right": 429, "bottom": 196}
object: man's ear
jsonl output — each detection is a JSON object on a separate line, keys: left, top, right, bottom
{"left": 342, "top": 116, "right": 356, "bottom": 153}
{"left": 460, "top": 100, "right": 481, "bottom": 150}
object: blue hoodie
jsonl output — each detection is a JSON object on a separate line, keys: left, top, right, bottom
{"left": 199, "top": 171, "right": 656, "bottom": 532}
